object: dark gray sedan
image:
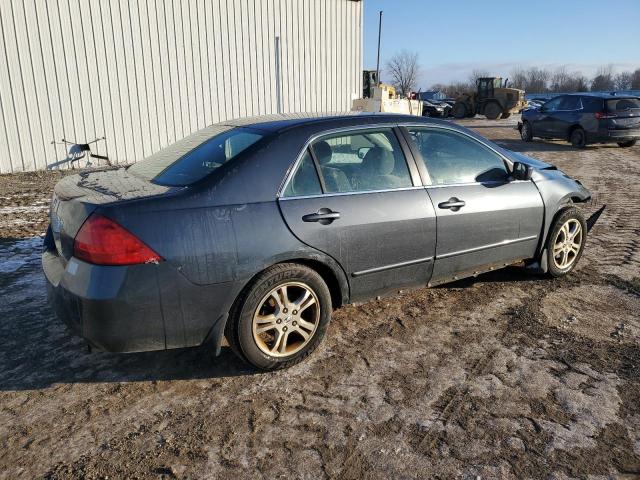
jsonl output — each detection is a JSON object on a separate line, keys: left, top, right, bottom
{"left": 43, "top": 113, "right": 591, "bottom": 370}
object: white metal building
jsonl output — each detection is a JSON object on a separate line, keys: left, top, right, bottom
{"left": 0, "top": 0, "right": 363, "bottom": 173}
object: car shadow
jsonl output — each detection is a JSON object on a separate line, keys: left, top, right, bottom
{"left": 434, "top": 265, "right": 543, "bottom": 290}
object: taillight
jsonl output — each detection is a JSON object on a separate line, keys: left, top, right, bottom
{"left": 73, "top": 214, "right": 161, "bottom": 266}
{"left": 595, "top": 112, "right": 617, "bottom": 119}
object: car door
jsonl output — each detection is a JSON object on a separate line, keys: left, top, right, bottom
{"left": 401, "top": 125, "right": 544, "bottom": 285}
{"left": 548, "top": 96, "right": 583, "bottom": 137}
{"left": 535, "top": 96, "right": 564, "bottom": 137}
{"left": 278, "top": 126, "right": 437, "bottom": 301}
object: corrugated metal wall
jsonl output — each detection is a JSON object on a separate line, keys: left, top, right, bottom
{"left": 0, "top": 0, "right": 363, "bottom": 173}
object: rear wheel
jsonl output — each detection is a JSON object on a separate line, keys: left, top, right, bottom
{"left": 520, "top": 121, "right": 533, "bottom": 142}
{"left": 225, "top": 263, "right": 331, "bottom": 370}
{"left": 452, "top": 102, "right": 467, "bottom": 119}
{"left": 546, "top": 207, "right": 587, "bottom": 277}
{"left": 617, "top": 139, "right": 637, "bottom": 148}
{"left": 484, "top": 102, "right": 502, "bottom": 120}
{"left": 570, "top": 128, "right": 587, "bottom": 148}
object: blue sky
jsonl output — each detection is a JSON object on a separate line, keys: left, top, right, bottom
{"left": 363, "top": 0, "right": 640, "bottom": 89}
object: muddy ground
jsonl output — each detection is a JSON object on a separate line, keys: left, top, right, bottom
{"left": 0, "top": 117, "right": 638, "bottom": 479}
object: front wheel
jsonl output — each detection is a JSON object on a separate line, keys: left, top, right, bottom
{"left": 484, "top": 102, "right": 502, "bottom": 120}
{"left": 501, "top": 112, "right": 512, "bottom": 119}
{"left": 520, "top": 121, "right": 533, "bottom": 142}
{"left": 617, "top": 139, "right": 637, "bottom": 148}
{"left": 546, "top": 207, "right": 587, "bottom": 277}
{"left": 225, "top": 263, "right": 332, "bottom": 370}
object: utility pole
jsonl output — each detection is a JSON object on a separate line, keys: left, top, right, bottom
{"left": 375, "top": 11, "right": 382, "bottom": 86}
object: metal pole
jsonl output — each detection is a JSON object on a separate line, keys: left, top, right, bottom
{"left": 375, "top": 11, "right": 382, "bottom": 86}
{"left": 275, "top": 36, "right": 283, "bottom": 114}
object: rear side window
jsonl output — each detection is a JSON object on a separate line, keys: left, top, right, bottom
{"left": 129, "top": 127, "right": 264, "bottom": 186}
{"left": 581, "top": 96, "right": 604, "bottom": 112}
{"left": 282, "top": 150, "right": 322, "bottom": 197}
{"left": 407, "top": 127, "right": 507, "bottom": 185}
{"left": 607, "top": 98, "right": 640, "bottom": 112}
{"left": 310, "top": 128, "right": 413, "bottom": 193}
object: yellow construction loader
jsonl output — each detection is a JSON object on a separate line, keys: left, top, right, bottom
{"left": 452, "top": 77, "right": 526, "bottom": 120}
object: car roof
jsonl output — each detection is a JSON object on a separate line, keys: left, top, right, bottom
{"left": 220, "top": 112, "right": 436, "bottom": 133}
{"left": 564, "top": 93, "right": 639, "bottom": 99}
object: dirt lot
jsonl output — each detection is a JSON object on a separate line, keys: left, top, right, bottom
{"left": 1, "top": 117, "right": 639, "bottom": 479}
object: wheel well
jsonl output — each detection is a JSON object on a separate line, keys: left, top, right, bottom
{"left": 567, "top": 124, "right": 584, "bottom": 141}
{"left": 283, "top": 259, "right": 345, "bottom": 309}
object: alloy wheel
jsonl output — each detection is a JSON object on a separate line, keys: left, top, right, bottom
{"left": 552, "top": 219, "right": 583, "bottom": 269}
{"left": 252, "top": 282, "right": 320, "bottom": 357}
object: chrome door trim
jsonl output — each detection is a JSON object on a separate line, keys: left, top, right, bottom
{"left": 279, "top": 185, "right": 425, "bottom": 202}
{"left": 436, "top": 235, "right": 538, "bottom": 260}
{"left": 351, "top": 256, "right": 433, "bottom": 278}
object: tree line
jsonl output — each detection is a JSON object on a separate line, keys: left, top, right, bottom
{"left": 429, "top": 65, "right": 640, "bottom": 96}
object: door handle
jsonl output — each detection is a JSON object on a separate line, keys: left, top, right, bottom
{"left": 438, "top": 197, "right": 466, "bottom": 211}
{"left": 302, "top": 208, "right": 340, "bottom": 224}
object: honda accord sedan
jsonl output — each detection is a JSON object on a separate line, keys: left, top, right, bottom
{"left": 44, "top": 113, "right": 591, "bottom": 370}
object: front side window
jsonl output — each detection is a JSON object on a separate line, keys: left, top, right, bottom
{"left": 559, "top": 96, "right": 582, "bottom": 110}
{"left": 407, "top": 127, "right": 508, "bottom": 185}
{"left": 282, "top": 150, "right": 322, "bottom": 197}
{"left": 310, "top": 128, "right": 412, "bottom": 193}
{"left": 543, "top": 97, "right": 563, "bottom": 112}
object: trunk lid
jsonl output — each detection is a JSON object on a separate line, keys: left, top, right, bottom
{"left": 50, "top": 167, "right": 176, "bottom": 260}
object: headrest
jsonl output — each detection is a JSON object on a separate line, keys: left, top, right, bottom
{"left": 362, "top": 147, "right": 394, "bottom": 175}
{"left": 313, "top": 141, "right": 333, "bottom": 165}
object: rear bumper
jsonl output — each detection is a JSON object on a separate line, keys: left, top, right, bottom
{"left": 43, "top": 248, "right": 240, "bottom": 353}
{"left": 588, "top": 129, "right": 640, "bottom": 143}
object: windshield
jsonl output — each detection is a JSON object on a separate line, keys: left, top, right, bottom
{"left": 607, "top": 98, "right": 640, "bottom": 113}
{"left": 129, "top": 126, "right": 265, "bottom": 186}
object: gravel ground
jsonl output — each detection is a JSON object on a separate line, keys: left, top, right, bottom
{"left": 0, "top": 116, "right": 638, "bottom": 479}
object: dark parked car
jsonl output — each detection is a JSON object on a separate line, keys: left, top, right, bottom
{"left": 519, "top": 94, "right": 640, "bottom": 148}
{"left": 44, "top": 113, "right": 591, "bottom": 370}
{"left": 422, "top": 99, "right": 452, "bottom": 118}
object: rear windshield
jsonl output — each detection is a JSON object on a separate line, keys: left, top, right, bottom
{"left": 129, "top": 126, "right": 265, "bottom": 186}
{"left": 607, "top": 98, "right": 640, "bottom": 112}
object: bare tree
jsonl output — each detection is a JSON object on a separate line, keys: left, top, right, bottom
{"left": 614, "top": 71, "right": 633, "bottom": 90}
{"left": 632, "top": 69, "right": 640, "bottom": 90}
{"left": 510, "top": 67, "right": 528, "bottom": 90}
{"left": 385, "top": 51, "right": 420, "bottom": 97}
{"left": 467, "top": 69, "right": 490, "bottom": 89}
{"left": 550, "top": 66, "right": 571, "bottom": 92}
{"left": 591, "top": 65, "right": 615, "bottom": 91}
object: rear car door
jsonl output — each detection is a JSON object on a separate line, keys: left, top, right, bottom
{"left": 278, "top": 126, "right": 436, "bottom": 300}
{"left": 402, "top": 125, "right": 544, "bottom": 285}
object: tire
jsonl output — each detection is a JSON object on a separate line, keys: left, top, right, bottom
{"left": 452, "top": 102, "right": 467, "bottom": 119}
{"left": 520, "top": 121, "right": 533, "bottom": 142}
{"left": 545, "top": 207, "right": 587, "bottom": 278}
{"left": 501, "top": 112, "right": 512, "bottom": 119}
{"left": 617, "top": 139, "right": 637, "bottom": 148}
{"left": 225, "top": 263, "right": 332, "bottom": 370}
{"left": 484, "top": 102, "right": 502, "bottom": 120}
{"left": 570, "top": 128, "right": 587, "bottom": 148}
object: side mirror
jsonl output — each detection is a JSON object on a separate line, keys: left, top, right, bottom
{"left": 357, "top": 147, "right": 371, "bottom": 159}
{"left": 512, "top": 161, "right": 533, "bottom": 181}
